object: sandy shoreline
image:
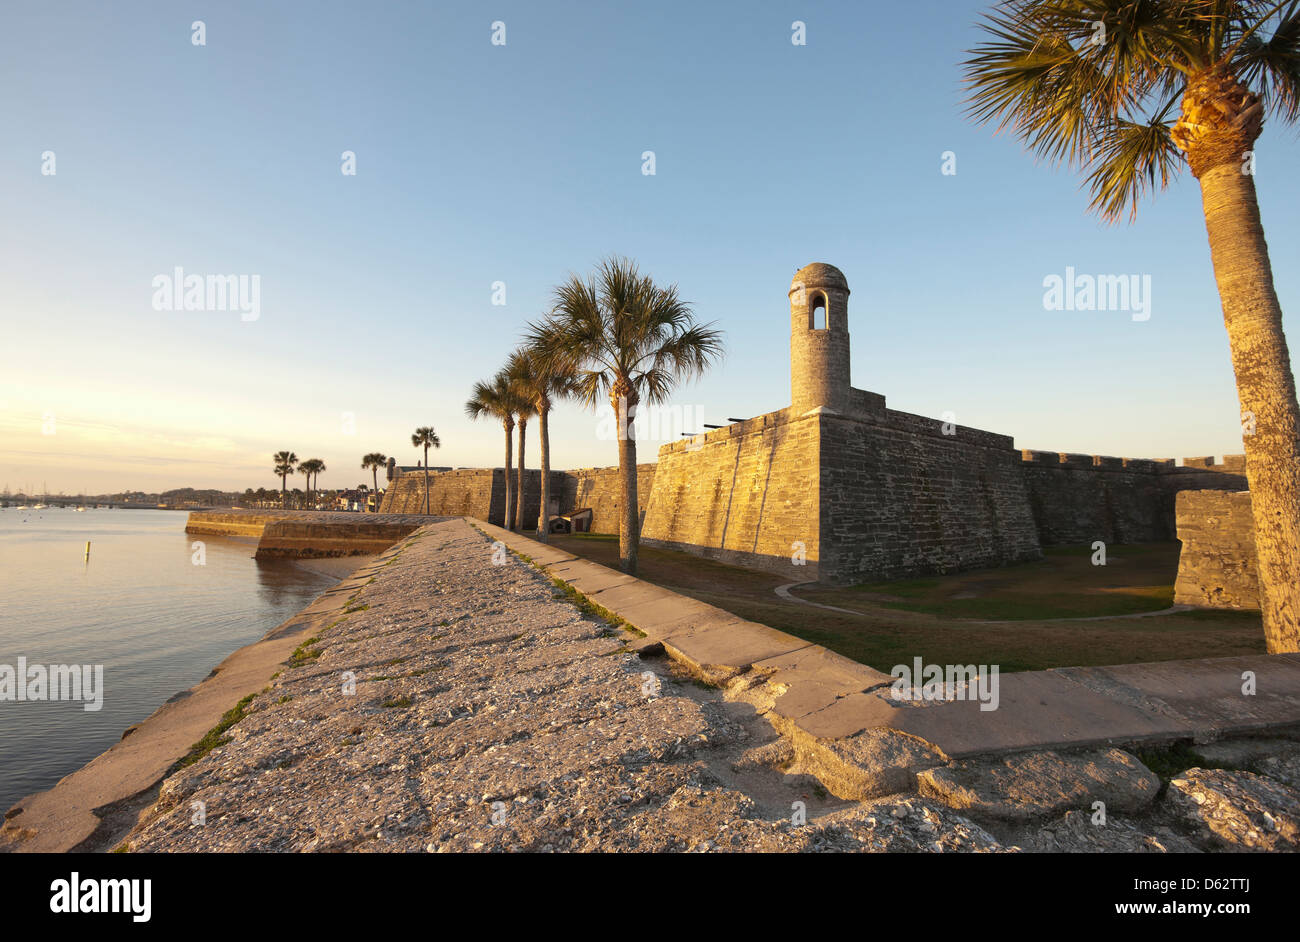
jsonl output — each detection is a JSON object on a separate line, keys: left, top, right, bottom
{"left": 290, "top": 554, "right": 378, "bottom": 580}
{"left": 0, "top": 548, "right": 391, "bottom": 853}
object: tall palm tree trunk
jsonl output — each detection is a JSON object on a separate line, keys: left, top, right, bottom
{"left": 372, "top": 468, "right": 380, "bottom": 512}
{"left": 515, "top": 418, "right": 528, "bottom": 531}
{"left": 1199, "top": 164, "right": 1300, "bottom": 652}
{"left": 617, "top": 437, "right": 639, "bottom": 575}
{"left": 281, "top": 475, "right": 287, "bottom": 509}
{"left": 613, "top": 390, "right": 639, "bottom": 574}
{"left": 537, "top": 405, "right": 551, "bottom": 542}
{"left": 423, "top": 446, "right": 430, "bottom": 515}
{"left": 502, "top": 420, "right": 515, "bottom": 529}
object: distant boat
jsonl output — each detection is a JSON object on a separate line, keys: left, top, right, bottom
{"left": 34, "top": 503, "right": 47, "bottom": 510}
{"left": 75, "top": 506, "right": 86, "bottom": 512}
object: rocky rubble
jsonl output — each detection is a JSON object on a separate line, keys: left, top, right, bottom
{"left": 1165, "top": 769, "right": 1300, "bottom": 852}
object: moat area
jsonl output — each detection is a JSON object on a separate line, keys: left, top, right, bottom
{"left": 548, "top": 533, "right": 1265, "bottom": 674}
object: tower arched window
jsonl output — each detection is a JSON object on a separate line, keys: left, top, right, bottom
{"left": 809, "top": 292, "right": 828, "bottom": 330}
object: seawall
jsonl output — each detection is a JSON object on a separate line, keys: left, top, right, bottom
{"left": 185, "top": 509, "right": 428, "bottom": 558}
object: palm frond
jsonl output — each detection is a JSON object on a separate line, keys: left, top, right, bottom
{"left": 1084, "top": 106, "right": 1183, "bottom": 219}
{"left": 963, "top": 0, "right": 1299, "bottom": 221}
{"left": 1235, "top": 1, "right": 1300, "bottom": 119}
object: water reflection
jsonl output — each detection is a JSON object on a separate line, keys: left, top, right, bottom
{"left": 0, "top": 509, "right": 338, "bottom": 811}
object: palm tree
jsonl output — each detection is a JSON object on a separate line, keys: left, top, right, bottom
{"left": 298, "top": 458, "right": 324, "bottom": 508}
{"left": 466, "top": 371, "right": 525, "bottom": 529}
{"left": 361, "top": 453, "right": 388, "bottom": 512}
{"left": 503, "top": 361, "right": 540, "bottom": 532}
{"left": 297, "top": 461, "right": 313, "bottom": 507}
{"left": 528, "top": 256, "right": 723, "bottom": 574}
{"left": 410, "top": 427, "right": 441, "bottom": 514}
{"left": 965, "top": 1, "right": 1300, "bottom": 652}
{"left": 273, "top": 451, "right": 298, "bottom": 509}
{"left": 509, "top": 346, "right": 576, "bottom": 542}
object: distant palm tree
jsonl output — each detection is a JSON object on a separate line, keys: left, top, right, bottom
{"left": 965, "top": 0, "right": 1300, "bottom": 652}
{"left": 503, "top": 362, "right": 539, "bottom": 532}
{"left": 361, "top": 452, "right": 388, "bottom": 512}
{"left": 298, "top": 458, "right": 325, "bottom": 508}
{"left": 297, "top": 462, "right": 313, "bottom": 506}
{"left": 508, "top": 345, "right": 575, "bottom": 542}
{"left": 273, "top": 451, "right": 298, "bottom": 509}
{"left": 466, "top": 371, "right": 525, "bottom": 529}
{"left": 528, "top": 256, "right": 722, "bottom": 573}
{"left": 410, "top": 427, "right": 441, "bottom": 514}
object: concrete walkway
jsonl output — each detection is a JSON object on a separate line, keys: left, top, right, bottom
{"left": 480, "top": 521, "right": 1300, "bottom": 786}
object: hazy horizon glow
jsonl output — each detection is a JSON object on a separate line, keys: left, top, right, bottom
{"left": 3, "top": 1, "right": 1298, "bottom": 494}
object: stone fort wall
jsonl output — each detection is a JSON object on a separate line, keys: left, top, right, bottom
{"left": 377, "top": 464, "right": 655, "bottom": 534}
{"left": 1021, "top": 453, "right": 1247, "bottom": 545}
{"left": 379, "top": 468, "right": 509, "bottom": 522}
{"left": 639, "top": 392, "right": 1251, "bottom": 586}
{"left": 818, "top": 406, "right": 1042, "bottom": 584}
{"left": 560, "top": 464, "right": 657, "bottom": 535}
{"left": 640, "top": 408, "right": 822, "bottom": 579}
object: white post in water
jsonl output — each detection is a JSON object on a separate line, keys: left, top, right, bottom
{"left": 84, "top": 541, "right": 90, "bottom": 559}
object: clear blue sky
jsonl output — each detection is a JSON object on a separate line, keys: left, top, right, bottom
{"left": 2, "top": 0, "right": 1297, "bottom": 493}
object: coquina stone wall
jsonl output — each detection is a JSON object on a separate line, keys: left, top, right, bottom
{"left": 634, "top": 391, "right": 1249, "bottom": 586}
{"left": 378, "top": 468, "right": 509, "bottom": 523}
{"left": 640, "top": 408, "right": 822, "bottom": 579}
{"left": 378, "top": 465, "right": 655, "bottom": 535}
{"left": 559, "top": 464, "right": 657, "bottom": 535}
{"left": 819, "top": 407, "right": 1042, "bottom": 584}
{"left": 1173, "top": 489, "right": 1260, "bottom": 610}
{"left": 1020, "top": 452, "right": 1248, "bottom": 545}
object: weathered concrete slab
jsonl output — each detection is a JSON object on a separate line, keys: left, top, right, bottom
{"left": 755, "top": 646, "right": 892, "bottom": 721}
{"left": 476, "top": 522, "right": 814, "bottom": 681}
{"left": 662, "top": 624, "right": 811, "bottom": 685}
{"left": 1055, "top": 656, "right": 1300, "bottom": 737}
{"left": 917, "top": 748, "right": 1161, "bottom": 822}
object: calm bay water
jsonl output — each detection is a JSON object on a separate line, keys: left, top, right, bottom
{"left": 0, "top": 508, "right": 337, "bottom": 812}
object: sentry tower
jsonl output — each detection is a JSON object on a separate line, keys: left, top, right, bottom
{"left": 789, "top": 262, "right": 852, "bottom": 415}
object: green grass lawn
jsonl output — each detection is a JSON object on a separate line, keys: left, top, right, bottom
{"left": 828, "top": 544, "right": 1179, "bottom": 621}
{"left": 548, "top": 535, "right": 1265, "bottom": 674}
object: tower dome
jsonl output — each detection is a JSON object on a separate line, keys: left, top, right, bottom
{"left": 790, "top": 263, "right": 849, "bottom": 295}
